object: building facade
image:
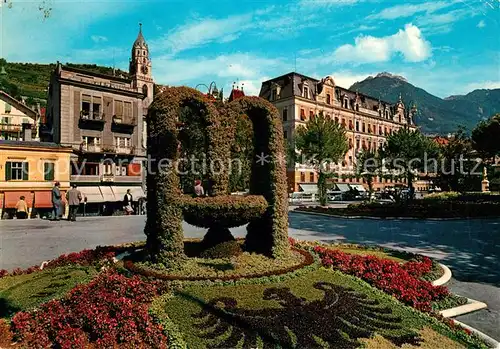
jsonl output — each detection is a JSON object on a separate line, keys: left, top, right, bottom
{"left": 43, "top": 25, "right": 153, "bottom": 213}
{"left": 0, "top": 91, "right": 40, "bottom": 141}
{"left": 0, "top": 137, "right": 72, "bottom": 219}
{"left": 259, "top": 72, "right": 417, "bottom": 193}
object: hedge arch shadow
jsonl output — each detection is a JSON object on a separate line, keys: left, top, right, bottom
{"left": 145, "top": 88, "right": 289, "bottom": 264}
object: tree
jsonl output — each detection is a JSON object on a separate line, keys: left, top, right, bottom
{"left": 295, "top": 112, "right": 348, "bottom": 206}
{"left": 354, "top": 149, "right": 380, "bottom": 200}
{"left": 381, "top": 127, "right": 438, "bottom": 200}
{"left": 436, "top": 127, "right": 480, "bottom": 192}
{"left": 471, "top": 114, "right": 500, "bottom": 161}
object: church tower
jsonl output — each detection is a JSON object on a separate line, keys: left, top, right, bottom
{"left": 130, "top": 23, "right": 153, "bottom": 110}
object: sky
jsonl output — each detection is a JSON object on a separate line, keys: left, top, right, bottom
{"left": 1, "top": 0, "right": 499, "bottom": 98}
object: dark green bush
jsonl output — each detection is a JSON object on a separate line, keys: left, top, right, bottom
{"left": 181, "top": 195, "right": 268, "bottom": 228}
{"left": 200, "top": 241, "right": 243, "bottom": 259}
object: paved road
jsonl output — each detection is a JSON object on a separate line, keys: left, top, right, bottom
{"left": 0, "top": 214, "right": 499, "bottom": 340}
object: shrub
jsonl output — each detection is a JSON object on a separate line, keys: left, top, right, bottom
{"left": 10, "top": 271, "right": 168, "bottom": 348}
{"left": 200, "top": 241, "right": 243, "bottom": 259}
{"left": 181, "top": 195, "right": 268, "bottom": 228}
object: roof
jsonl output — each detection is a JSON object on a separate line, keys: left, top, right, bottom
{"left": 0, "top": 140, "right": 73, "bottom": 151}
{"left": 432, "top": 136, "right": 450, "bottom": 146}
{"left": 0, "top": 90, "right": 38, "bottom": 118}
{"left": 57, "top": 63, "right": 131, "bottom": 84}
{"left": 229, "top": 88, "right": 245, "bottom": 101}
{"left": 133, "top": 24, "right": 148, "bottom": 49}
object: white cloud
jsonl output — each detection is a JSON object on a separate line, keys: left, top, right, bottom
{"left": 153, "top": 53, "right": 283, "bottom": 89}
{"left": 91, "top": 35, "right": 108, "bottom": 43}
{"left": 152, "top": 14, "right": 253, "bottom": 54}
{"left": 368, "top": 1, "right": 457, "bottom": 20}
{"left": 466, "top": 80, "right": 500, "bottom": 91}
{"left": 328, "top": 71, "right": 377, "bottom": 89}
{"left": 333, "top": 24, "right": 432, "bottom": 64}
{"left": 477, "top": 19, "right": 486, "bottom": 28}
{"left": 300, "top": 0, "right": 360, "bottom": 7}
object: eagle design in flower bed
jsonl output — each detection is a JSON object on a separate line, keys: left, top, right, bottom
{"left": 191, "top": 282, "right": 421, "bottom": 348}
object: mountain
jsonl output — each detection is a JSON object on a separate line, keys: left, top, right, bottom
{"left": 350, "top": 72, "right": 500, "bottom": 134}
{"left": 0, "top": 59, "right": 128, "bottom": 107}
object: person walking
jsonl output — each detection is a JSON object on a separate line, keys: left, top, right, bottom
{"left": 123, "top": 189, "right": 134, "bottom": 215}
{"left": 193, "top": 179, "right": 205, "bottom": 197}
{"left": 15, "top": 196, "right": 28, "bottom": 219}
{"left": 52, "top": 182, "right": 62, "bottom": 221}
{"left": 66, "top": 184, "right": 82, "bottom": 221}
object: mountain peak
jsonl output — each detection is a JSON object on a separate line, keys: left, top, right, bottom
{"left": 374, "top": 72, "right": 408, "bottom": 83}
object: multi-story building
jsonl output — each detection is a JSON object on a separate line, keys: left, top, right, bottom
{"left": 0, "top": 127, "right": 72, "bottom": 219}
{"left": 43, "top": 25, "right": 153, "bottom": 214}
{"left": 0, "top": 90, "right": 40, "bottom": 141}
{"left": 259, "top": 72, "right": 417, "bottom": 193}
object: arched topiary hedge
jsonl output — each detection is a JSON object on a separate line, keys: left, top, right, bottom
{"left": 228, "top": 97, "right": 289, "bottom": 258}
{"left": 146, "top": 88, "right": 289, "bottom": 264}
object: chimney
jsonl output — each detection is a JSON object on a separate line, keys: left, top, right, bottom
{"left": 22, "top": 123, "right": 32, "bottom": 141}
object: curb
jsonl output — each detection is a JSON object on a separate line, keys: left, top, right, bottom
{"left": 432, "top": 263, "right": 452, "bottom": 286}
{"left": 439, "top": 298, "right": 488, "bottom": 318}
{"left": 453, "top": 319, "right": 500, "bottom": 349}
{"left": 290, "top": 209, "right": 500, "bottom": 221}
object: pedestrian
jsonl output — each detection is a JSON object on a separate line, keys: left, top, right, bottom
{"left": 123, "top": 189, "right": 134, "bottom": 215}
{"left": 51, "top": 182, "right": 62, "bottom": 221}
{"left": 66, "top": 184, "right": 82, "bottom": 222}
{"left": 15, "top": 196, "right": 28, "bottom": 219}
{"left": 193, "top": 179, "right": 205, "bottom": 197}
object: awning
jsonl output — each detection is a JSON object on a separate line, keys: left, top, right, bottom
{"left": 111, "top": 186, "right": 128, "bottom": 202}
{"left": 298, "top": 183, "right": 318, "bottom": 194}
{"left": 335, "top": 183, "right": 351, "bottom": 192}
{"left": 79, "top": 186, "right": 104, "bottom": 203}
{"left": 350, "top": 184, "right": 366, "bottom": 192}
{"left": 99, "top": 186, "right": 118, "bottom": 202}
{"left": 130, "top": 186, "right": 146, "bottom": 199}
{"left": 3, "top": 191, "right": 34, "bottom": 209}
{"left": 34, "top": 191, "right": 52, "bottom": 208}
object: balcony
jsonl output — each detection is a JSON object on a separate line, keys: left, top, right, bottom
{"left": 111, "top": 116, "right": 136, "bottom": 133}
{"left": 79, "top": 111, "right": 105, "bottom": 130}
{"left": 79, "top": 143, "right": 102, "bottom": 153}
{"left": 114, "top": 175, "right": 142, "bottom": 183}
{"left": 71, "top": 174, "right": 100, "bottom": 183}
{"left": 115, "top": 146, "right": 135, "bottom": 155}
{"left": 0, "top": 124, "right": 22, "bottom": 132}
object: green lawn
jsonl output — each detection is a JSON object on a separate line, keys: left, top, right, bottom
{"left": 156, "top": 268, "right": 485, "bottom": 349}
{"left": 0, "top": 266, "right": 97, "bottom": 318}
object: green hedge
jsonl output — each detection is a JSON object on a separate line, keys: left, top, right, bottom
{"left": 181, "top": 195, "right": 268, "bottom": 228}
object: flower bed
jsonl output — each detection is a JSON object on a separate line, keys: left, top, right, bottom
{"left": 10, "top": 271, "right": 168, "bottom": 348}
{"left": 303, "top": 243, "right": 449, "bottom": 312}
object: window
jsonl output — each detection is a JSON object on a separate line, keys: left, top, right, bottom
{"left": 379, "top": 110, "right": 382, "bottom": 117}
{"left": 309, "top": 172, "right": 314, "bottom": 182}
{"left": 348, "top": 156, "right": 353, "bottom": 166}
{"left": 271, "top": 89, "right": 277, "bottom": 101}
{"left": 355, "top": 121, "right": 359, "bottom": 131}
{"left": 22, "top": 118, "right": 30, "bottom": 124}
{"left": 309, "top": 110, "right": 314, "bottom": 120}
{"left": 116, "top": 164, "right": 128, "bottom": 176}
{"left": 5, "top": 161, "right": 28, "bottom": 181}
{"left": 362, "top": 123, "right": 366, "bottom": 133}
{"left": 356, "top": 139, "right": 360, "bottom": 150}
{"left": 142, "top": 85, "right": 148, "bottom": 97}
{"left": 326, "top": 94, "right": 331, "bottom": 105}
{"left": 399, "top": 116, "right": 402, "bottom": 123}
{"left": 344, "top": 99, "right": 348, "bottom": 108}
{"left": 115, "top": 137, "right": 131, "bottom": 148}
{"left": 92, "top": 97, "right": 102, "bottom": 119}
{"left": 385, "top": 110, "right": 389, "bottom": 118}
{"left": 284, "top": 130, "right": 288, "bottom": 139}
{"left": 348, "top": 138, "right": 353, "bottom": 148}
{"left": 341, "top": 118, "right": 346, "bottom": 127}
{"left": 82, "top": 136, "right": 100, "bottom": 145}
{"left": 300, "top": 172, "right": 306, "bottom": 182}
{"left": 81, "top": 94, "right": 91, "bottom": 118}
{"left": 385, "top": 127, "right": 388, "bottom": 135}
{"left": 282, "top": 108, "right": 288, "bottom": 122}
{"left": 356, "top": 104, "right": 359, "bottom": 112}
{"left": 348, "top": 120, "right": 353, "bottom": 130}
{"left": 379, "top": 126, "right": 383, "bottom": 135}
{"left": 335, "top": 116, "right": 339, "bottom": 124}
{"left": 4, "top": 103, "right": 11, "bottom": 113}
{"left": 103, "top": 161, "right": 113, "bottom": 175}
{"left": 72, "top": 162, "right": 99, "bottom": 176}
{"left": 303, "top": 86, "right": 309, "bottom": 98}
{"left": 124, "top": 102, "right": 133, "bottom": 119}
{"left": 44, "top": 162, "right": 55, "bottom": 181}
{"left": 114, "top": 100, "right": 124, "bottom": 117}
{"left": 368, "top": 124, "right": 372, "bottom": 133}
{"left": 300, "top": 109, "right": 306, "bottom": 121}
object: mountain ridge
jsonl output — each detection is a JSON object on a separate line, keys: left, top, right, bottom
{"left": 350, "top": 74, "right": 500, "bottom": 134}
